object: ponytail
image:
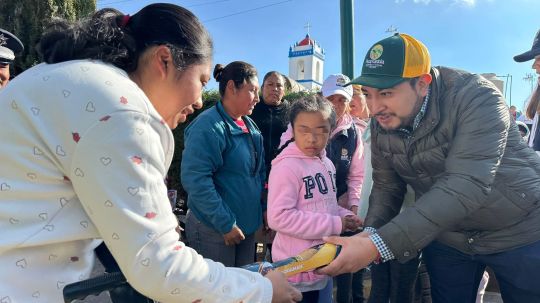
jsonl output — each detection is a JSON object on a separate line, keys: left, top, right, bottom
{"left": 275, "top": 138, "right": 295, "bottom": 157}
{"left": 213, "top": 64, "right": 225, "bottom": 82}
{"left": 214, "top": 61, "right": 258, "bottom": 97}
{"left": 38, "top": 3, "right": 213, "bottom": 73}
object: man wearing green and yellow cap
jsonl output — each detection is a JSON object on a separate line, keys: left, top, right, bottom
{"left": 319, "top": 33, "right": 540, "bottom": 302}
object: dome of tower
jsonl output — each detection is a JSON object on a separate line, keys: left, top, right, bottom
{"left": 297, "top": 34, "right": 315, "bottom": 46}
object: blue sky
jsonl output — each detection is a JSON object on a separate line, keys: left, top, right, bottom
{"left": 97, "top": 0, "right": 540, "bottom": 111}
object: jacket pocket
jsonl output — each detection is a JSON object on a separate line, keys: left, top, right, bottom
{"left": 459, "top": 191, "right": 531, "bottom": 230}
{"left": 502, "top": 188, "right": 540, "bottom": 213}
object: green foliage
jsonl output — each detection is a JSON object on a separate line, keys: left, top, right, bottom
{"left": 284, "top": 90, "right": 316, "bottom": 103}
{"left": 0, "top": 0, "right": 96, "bottom": 75}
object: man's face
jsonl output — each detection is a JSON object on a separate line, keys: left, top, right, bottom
{"left": 362, "top": 76, "right": 431, "bottom": 130}
{"left": 0, "top": 63, "right": 10, "bottom": 89}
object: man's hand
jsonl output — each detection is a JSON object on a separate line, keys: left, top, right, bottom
{"left": 223, "top": 225, "right": 245, "bottom": 245}
{"left": 265, "top": 270, "right": 302, "bottom": 303}
{"left": 316, "top": 232, "right": 379, "bottom": 276}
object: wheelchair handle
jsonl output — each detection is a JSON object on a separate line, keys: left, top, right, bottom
{"left": 63, "top": 271, "right": 127, "bottom": 303}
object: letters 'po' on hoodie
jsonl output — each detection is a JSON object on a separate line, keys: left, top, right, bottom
{"left": 267, "top": 142, "right": 353, "bottom": 289}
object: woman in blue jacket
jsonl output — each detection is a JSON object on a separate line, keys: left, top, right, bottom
{"left": 181, "top": 61, "right": 265, "bottom": 267}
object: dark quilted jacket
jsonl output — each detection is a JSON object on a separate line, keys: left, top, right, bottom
{"left": 365, "top": 66, "right": 540, "bottom": 262}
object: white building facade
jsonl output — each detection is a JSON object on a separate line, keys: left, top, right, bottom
{"left": 288, "top": 34, "right": 325, "bottom": 91}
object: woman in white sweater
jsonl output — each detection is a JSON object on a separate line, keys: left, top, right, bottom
{"left": 0, "top": 3, "right": 300, "bottom": 303}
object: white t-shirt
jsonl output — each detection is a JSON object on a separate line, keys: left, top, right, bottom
{"left": 0, "top": 60, "right": 272, "bottom": 303}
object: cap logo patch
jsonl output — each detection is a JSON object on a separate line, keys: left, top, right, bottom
{"left": 365, "top": 44, "right": 385, "bottom": 69}
{"left": 341, "top": 148, "right": 349, "bottom": 160}
{"left": 335, "top": 75, "right": 347, "bottom": 86}
{"left": 369, "top": 44, "right": 383, "bottom": 60}
{"left": 0, "top": 34, "right": 7, "bottom": 47}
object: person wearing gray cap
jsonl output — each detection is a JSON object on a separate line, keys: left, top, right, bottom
{"left": 0, "top": 28, "right": 24, "bottom": 89}
{"left": 515, "top": 29, "right": 540, "bottom": 156}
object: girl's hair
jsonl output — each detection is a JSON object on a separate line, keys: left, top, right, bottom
{"left": 213, "top": 61, "right": 258, "bottom": 97}
{"left": 277, "top": 94, "right": 337, "bottom": 154}
{"left": 38, "top": 3, "right": 213, "bottom": 73}
{"left": 526, "top": 84, "right": 540, "bottom": 119}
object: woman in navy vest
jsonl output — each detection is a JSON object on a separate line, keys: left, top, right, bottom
{"left": 276, "top": 74, "right": 366, "bottom": 302}
{"left": 320, "top": 74, "right": 366, "bottom": 303}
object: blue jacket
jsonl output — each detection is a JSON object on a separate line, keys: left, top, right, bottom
{"left": 181, "top": 101, "right": 265, "bottom": 235}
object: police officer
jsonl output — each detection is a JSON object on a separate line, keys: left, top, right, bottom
{"left": 0, "top": 28, "right": 24, "bottom": 89}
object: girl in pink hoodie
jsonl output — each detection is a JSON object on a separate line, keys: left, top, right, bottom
{"left": 267, "top": 95, "right": 361, "bottom": 303}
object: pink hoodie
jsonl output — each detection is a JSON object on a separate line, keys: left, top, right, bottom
{"left": 267, "top": 142, "right": 353, "bottom": 289}
{"left": 279, "top": 114, "right": 365, "bottom": 210}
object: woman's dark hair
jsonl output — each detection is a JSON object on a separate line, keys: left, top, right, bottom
{"left": 213, "top": 61, "right": 258, "bottom": 97}
{"left": 263, "top": 71, "right": 292, "bottom": 92}
{"left": 276, "top": 94, "right": 336, "bottom": 155}
{"left": 526, "top": 84, "right": 540, "bottom": 119}
{"left": 262, "top": 71, "right": 285, "bottom": 86}
{"left": 38, "top": 3, "right": 213, "bottom": 73}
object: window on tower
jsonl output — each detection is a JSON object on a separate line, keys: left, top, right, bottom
{"left": 316, "top": 61, "right": 321, "bottom": 82}
{"left": 297, "top": 60, "right": 305, "bottom": 80}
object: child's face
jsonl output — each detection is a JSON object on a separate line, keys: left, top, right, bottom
{"left": 293, "top": 111, "right": 331, "bottom": 157}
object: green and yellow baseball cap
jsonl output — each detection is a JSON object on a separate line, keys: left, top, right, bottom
{"left": 349, "top": 33, "right": 431, "bottom": 89}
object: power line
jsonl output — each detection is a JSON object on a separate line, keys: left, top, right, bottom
{"left": 97, "top": 0, "right": 135, "bottom": 6}
{"left": 98, "top": 0, "right": 232, "bottom": 8}
{"left": 203, "top": 0, "right": 292, "bottom": 23}
{"left": 96, "top": 0, "right": 293, "bottom": 24}
{"left": 187, "top": 0, "right": 233, "bottom": 8}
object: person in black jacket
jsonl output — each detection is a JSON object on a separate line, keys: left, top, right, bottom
{"left": 251, "top": 71, "right": 290, "bottom": 178}
{"left": 250, "top": 71, "right": 290, "bottom": 260}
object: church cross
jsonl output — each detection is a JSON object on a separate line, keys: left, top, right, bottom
{"left": 304, "top": 22, "right": 312, "bottom": 35}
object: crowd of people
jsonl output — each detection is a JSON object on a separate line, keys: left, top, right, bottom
{"left": 1, "top": 3, "right": 540, "bottom": 303}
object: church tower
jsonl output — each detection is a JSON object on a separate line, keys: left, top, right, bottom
{"left": 288, "top": 33, "right": 325, "bottom": 91}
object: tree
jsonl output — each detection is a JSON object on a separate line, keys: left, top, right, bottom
{"left": 0, "top": 0, "right": 96, "bottom": 76}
